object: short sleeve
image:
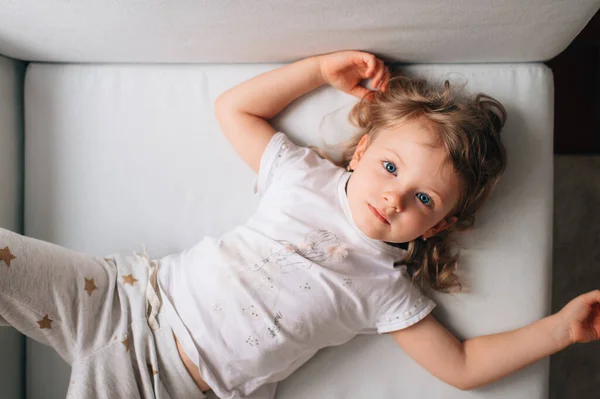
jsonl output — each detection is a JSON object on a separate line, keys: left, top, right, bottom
{"left": 253, "top": 131, "right": 318, "bottom": 196}
{"left": 374, "top": 267, "right": 437, "bottom": 334}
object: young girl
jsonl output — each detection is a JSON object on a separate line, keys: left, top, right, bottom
{"left": 0, "top": 50, "right": 598, "bottom": 399}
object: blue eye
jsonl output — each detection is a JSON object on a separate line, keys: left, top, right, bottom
{"left": 382, "top": 161, "right": 397, "bottom": 174}
{"left": 383, "top": 160, "right": 434, "bottom": 207}
{"left": 417, "top": 193, "right": 432, "bottom": 206}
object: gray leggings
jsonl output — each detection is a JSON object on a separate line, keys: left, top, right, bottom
{"left": 0, "top": 228, "right": 207, "bottom": 398}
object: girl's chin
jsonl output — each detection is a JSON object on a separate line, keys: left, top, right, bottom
{"left": 357, "top": 221, "right": 416, "bottom": 243}
{"left": 357, "top": 222, "right": 389, "bottom": 241}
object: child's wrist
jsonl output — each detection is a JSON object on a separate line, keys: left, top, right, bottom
{"left": 310, "top": 55, "right": 328, "bottom": 87}
{"left": 547, "top": 313, "right": 574, "bottom": 349}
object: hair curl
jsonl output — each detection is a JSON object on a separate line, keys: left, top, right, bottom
{"left": 311, "top": 72, "right": 507, "bottom": 294}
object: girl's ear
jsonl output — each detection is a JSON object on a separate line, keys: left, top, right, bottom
{"left": 422, "top": 216, "right": 458, "bottom": 239}
{"left": 349, "top": 134, "right": 369, "bottom": 170}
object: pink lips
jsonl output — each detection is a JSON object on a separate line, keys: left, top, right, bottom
{"left": 369, "top": 204, "right": 389, "bottom": 224}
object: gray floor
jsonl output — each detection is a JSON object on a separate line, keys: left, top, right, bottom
{"left": 550, "top": 156, "right": 600, "bottom": 399}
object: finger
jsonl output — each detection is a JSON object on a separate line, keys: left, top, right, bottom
{"left": 584, "top": 289, "right": 600, "bottom": 304}
{"left": 380, "top": 68, "right": 390, "bottom": 92}
{"left": 372, "top": 59, "right": 384, "bottom": 88}
{"left": 351, "top": 86, "right": 373, "bottom": 101}
{"left": 363, "top": 54, "right": 377, "bottom": 78}
{"left": 373, "top": 60, "right": 387, "bottom": 90}
{"left": 588, "top": 289, "right": 600, "bottom": 300}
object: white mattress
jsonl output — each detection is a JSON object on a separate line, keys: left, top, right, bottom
{"left": 24, "top": 62, "right": 553, "bottom": 398}
{"left": 0, "top": 0, "right": 598, "bottom": 64}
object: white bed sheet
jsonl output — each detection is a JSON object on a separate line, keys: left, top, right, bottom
{"left": 23, "top": 62, "right": 553, "bottom": 399}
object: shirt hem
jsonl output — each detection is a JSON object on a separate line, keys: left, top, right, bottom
{"left": 156, "top": 269, "right": 228, "bottom": 398}
{"left": 254, "top": 132, "right": 286, "bottom": 196}
{"left": 376, "top": 301, "right": 437, "bottom": 334}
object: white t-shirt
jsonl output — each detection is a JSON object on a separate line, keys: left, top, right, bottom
{"left": 156, "top": 132, "right": 436, "bottom": 399}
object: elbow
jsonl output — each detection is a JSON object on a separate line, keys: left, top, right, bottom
{"left": 215, "top": 94, "right": 245, "bottom": 120}
{"left": 453, "top": 371, "right": 486, "bottom": 391}
{"left": 215, "top": 89, "right": 239, "bottom": 113}
{"left": 439, "top": 371, "right": 475, "bottom": 391}
{"left": 454, "top": 380, "right": 475, "bottom": 392}
{"left": 453, "top": 345, "right": 475, "bottom": 391}
{"left": 214, "top": 94, "right": 228, "bottom": 113}
{"left": 215, "top": 91, "right": 234, "bottom": 111}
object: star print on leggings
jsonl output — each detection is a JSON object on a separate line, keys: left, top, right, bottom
{"left": 37, "top": 314, "right": 53, "bottom": 329}
{"left": 0, "top": 246, "right": 16, "bottom": 267}
{"left": 84, "top": 278, "right": 98, "bottom": 296}
{"left": 122, "top": 334, "right": 131, "bottom": 351}
{"left": 122, "top": 274, "right": 138, "bottom": 286}
{"left": 147, "top": 361, "right": 159, "bottom": 375}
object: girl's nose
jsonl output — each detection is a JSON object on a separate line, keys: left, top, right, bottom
{"left": 383, "top": 191, "right": 404, "bottom": 212}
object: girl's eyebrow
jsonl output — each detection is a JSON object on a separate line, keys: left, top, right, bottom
{"left": 384, "top": 148, "right": 405, "bottom": 167}
{"left": 383, "top": 148, "right": 445, "bottom": 206}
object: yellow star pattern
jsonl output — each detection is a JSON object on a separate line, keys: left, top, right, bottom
{"left": 122, "top": 335, "right": 131, "bottom": 352}
{"left": 84, "top": 278, "right": 97, "bottom": 296}
{"left": 147, "top": 361, "right": 159, "bottom": 375}
{"left": 0, "top": 246, "right": 16, "bottom": 267}
{"left": 37, "top": 314, "right": 53, "bottom": 329}
{"left": 122, "top": 274, "right": 138, "bottom": 286}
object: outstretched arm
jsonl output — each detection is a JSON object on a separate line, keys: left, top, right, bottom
{"left": 388, "top": 290, "right": 600, "bottom": 390}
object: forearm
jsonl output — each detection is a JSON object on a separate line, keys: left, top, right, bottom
{"left": 216, "top": 56, "right": 326, "bottom": 119}
{"left": 461, "top": 314, "right": 571, "bottom": 390}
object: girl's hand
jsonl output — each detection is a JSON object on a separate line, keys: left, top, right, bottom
{"left": 317, "top": 50, "right": 390, "bottom": 100}
{"left": 556, "top": 289, "right": 600, "bottom": 344}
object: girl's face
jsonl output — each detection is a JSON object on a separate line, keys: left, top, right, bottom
{"left": 346, "top": 119, "right": 461, "bottom": 244}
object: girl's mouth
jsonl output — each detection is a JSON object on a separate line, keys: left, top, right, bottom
{"left": 369, "top": 204, "right": 389, "bottom": 224}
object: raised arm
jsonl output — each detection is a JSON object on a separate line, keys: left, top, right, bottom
{"left": 214, "top": 56, "right": 326, "bottom": 174}
{"left": 389, "top": 289, "right": 600, "bottom": 391}
{"left": 214, "top": 50, "right": 390, "bottom": 174}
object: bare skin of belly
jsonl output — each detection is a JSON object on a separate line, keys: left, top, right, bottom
{"left": 172, "top": 331, "right": 212, "bottom": 393}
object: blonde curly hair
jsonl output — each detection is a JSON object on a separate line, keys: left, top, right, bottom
{"left": 311, "top": 71, "right": 507, "bottom": 294}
